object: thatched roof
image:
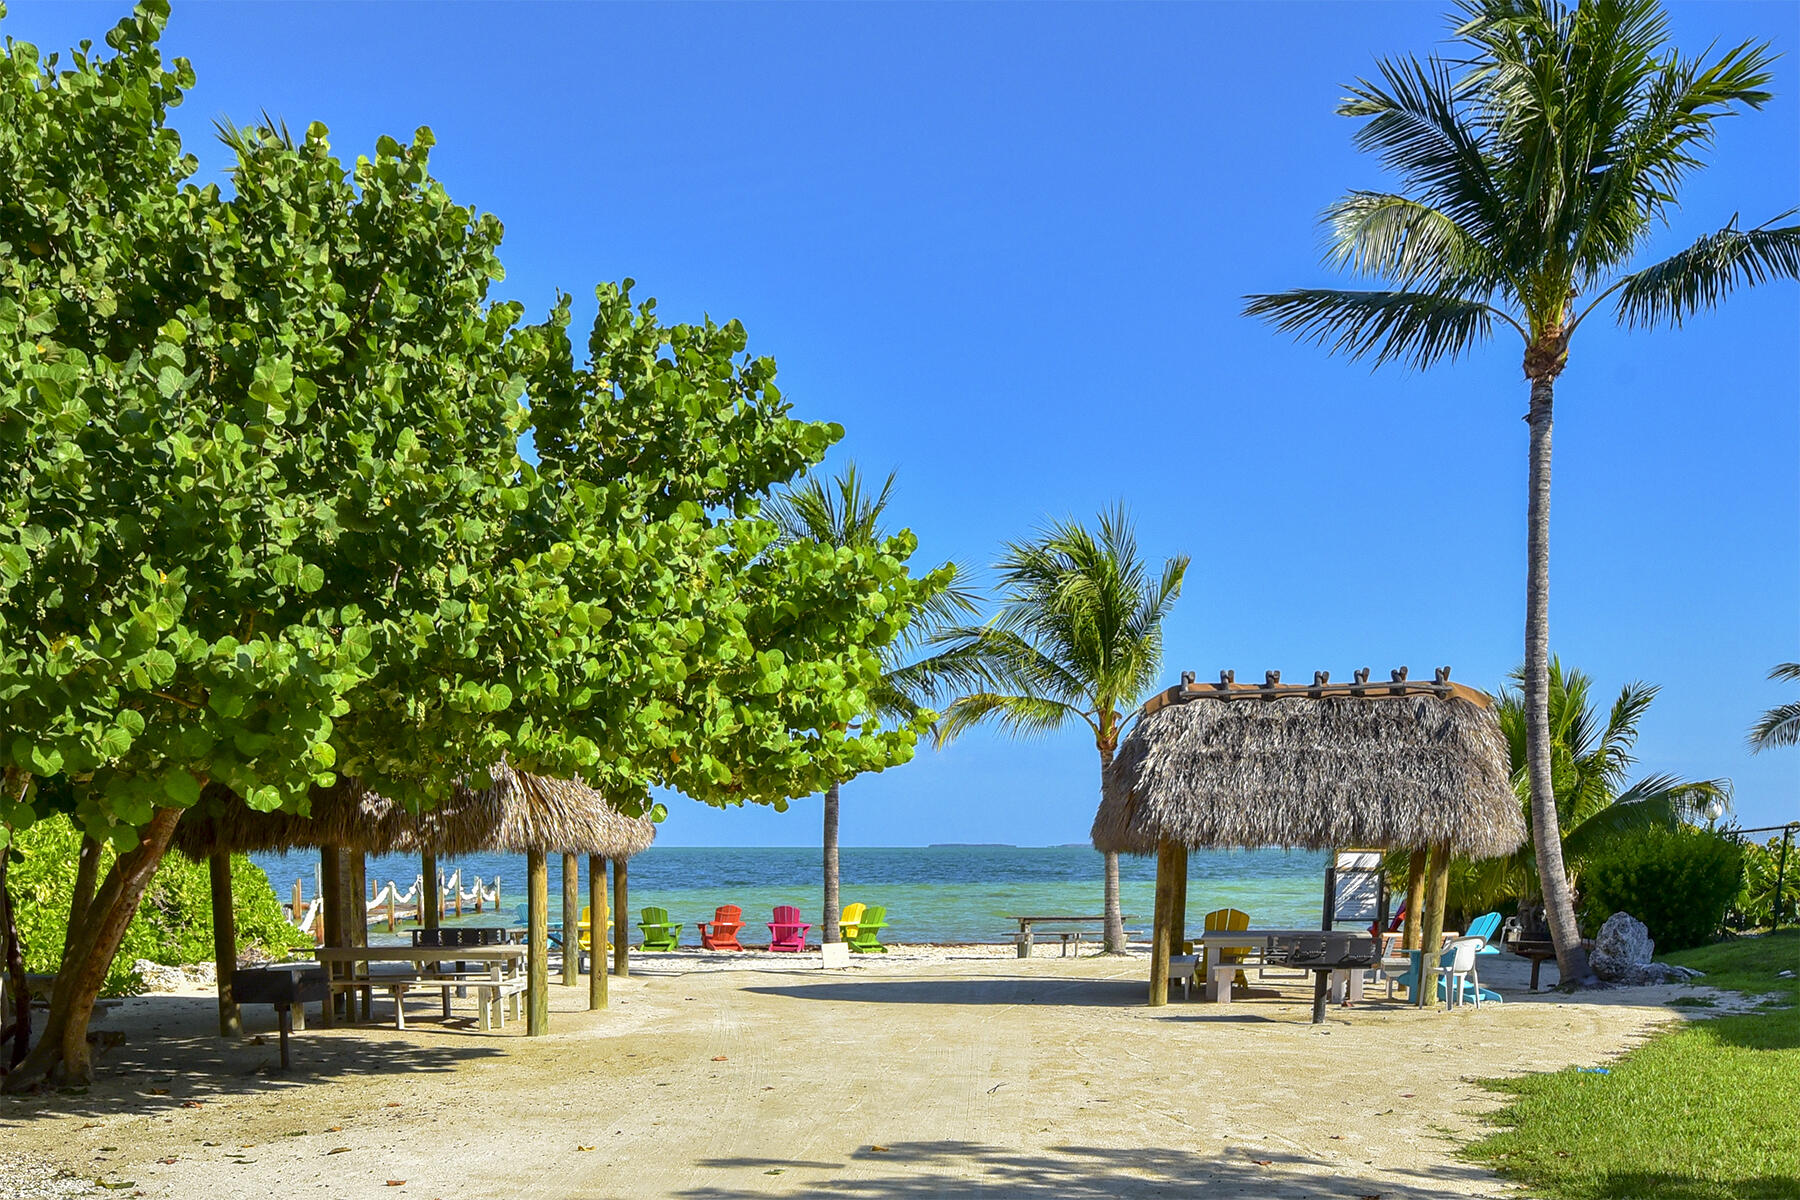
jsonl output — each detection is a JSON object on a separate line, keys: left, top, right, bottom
{"left": 172, "top": 764, "right": 656, "bottom": 861}
{"left": 1092, "top": 682, "right": 1524, "bottom": 861}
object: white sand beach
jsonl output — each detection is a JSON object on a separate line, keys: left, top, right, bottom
{"left": 0, "top": 948, "right": 1719, "bottom": 1200}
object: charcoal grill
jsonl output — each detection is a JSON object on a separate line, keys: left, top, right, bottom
{"left": 1264, "top": 932, "right": 1380, "bottom": 1023}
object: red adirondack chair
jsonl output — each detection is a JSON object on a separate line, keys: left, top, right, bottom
{"left": 767, "top": 905, "right": 811, "bottom": 952}
{"left": 698, "top": 905, "right": 744, "bottom": 951}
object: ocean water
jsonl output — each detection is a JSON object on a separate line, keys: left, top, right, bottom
{"left": 250, "top": 845, "right": 1331, "bottom": 944}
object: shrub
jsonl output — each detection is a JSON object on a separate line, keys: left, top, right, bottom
{"left": 7, "top": 816, "right": 313, "bottom": 995}
{"left": 1732, "top": 836, "right": 1799, "bottom": 929}
{"left": 1580, "top": 826, "right": 1744, "bottom": 952}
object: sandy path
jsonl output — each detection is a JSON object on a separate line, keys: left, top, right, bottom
{"left": 1, "top": 950, "right": 1700, "bottom": 1199}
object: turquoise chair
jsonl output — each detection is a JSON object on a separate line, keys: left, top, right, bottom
{"left": 1395, "top": 912, "right": 1506, "bottom": 1006}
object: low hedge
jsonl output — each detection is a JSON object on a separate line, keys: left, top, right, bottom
{"left": 1580, "top": 825, "right": 1744, "bottom": 952}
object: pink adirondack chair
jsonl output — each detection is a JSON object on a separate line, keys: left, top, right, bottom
{"left": 767, "top": 905, "right": 810, "bottom": 952}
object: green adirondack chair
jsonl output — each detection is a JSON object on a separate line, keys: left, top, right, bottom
{"left": 638, "top": 906, "right": 683, "bottom": 951}
{"left": 847, "top": 905, "right": 889, "bottom": 954}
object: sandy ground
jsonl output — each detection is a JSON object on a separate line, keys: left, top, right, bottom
{"left": 0, "top": 946, "right": 1722, "bottom": 1199}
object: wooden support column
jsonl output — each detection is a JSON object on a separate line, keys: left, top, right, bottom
{"left": 612, "top": 856, "right": 629, "bottom": 978}
{"left": 319, "top": 847, "right": 343, "bottom": 1021}
{"left": 422, "top": 853, "right": 440, "bottom": 931}
{"left": 208, "top": 853, "right": 241, "bottom": 1037}
{"left": 1417, "top": 842, "right": 1451, "bottom": 1009}
{"left": 1401, "top": 847, "right": 1428, "bottom": 952}
{"left": 587, "top": 855, "right": 608, "bottom": 1011}
{"left": 561, "top": 852, "right": 580, "bottom": 986}
{"left": 349, "top": 851, "right": 371, "bottom": 1021}
{"left": 1170, "top": 845, "right": 1189, "bottom": 955}
{"left": 527, "top": 848, "right": 549, "bottom": 1036}
{"left": 1148, "top": 839, "right": 1176, "bottom": 1007}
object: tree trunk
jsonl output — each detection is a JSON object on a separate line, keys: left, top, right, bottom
{"left": 1148, "top": 839, "right": 1176, "bottom": 1005}
{"left": 1, "top": 849, "right": 30, "bottom": 1069}
{"left": 1523, "top": 373, "right": 1594, "bottom": 987}
{"left": 1099, "top": 745, "right": 1125, "bottom": 953}
{"left": 208, "top": 853, "right": 241, "bottom": 1038}
{"left": 822, "top": 781, "right": 841, "bottom": 943}
{"left": 63, "top": 837, "right": 101, "bottom": 963}
{"left": 4, "top": 805, "right": 184, "bottom": 1090}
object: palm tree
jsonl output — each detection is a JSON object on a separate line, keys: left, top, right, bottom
{"left": 927, "top": 507, "right": 1188, "bottom": 953}
{"left": 1244, "top": 0, "right": 1798, "bottom": 985}
{"left": 1749, "top": 663, "right": 1800, "bottom": 751}
{"left": 766, "top": 464, "right": 976, "bottom": 941}
{"left": 1488, "top": 660, "right": 1728, "bottom": 910}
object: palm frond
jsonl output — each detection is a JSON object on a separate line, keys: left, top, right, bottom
{"left": 1614, "top": 214, "right": 1800, "bottom": 329}
{"left": 1243, "top": 288, "right": 1500, "bottom": 369}
{"left": 1750, "top": 700, "right": 1800, "bottom": 752}
{"left": 933, "top": 693, "right": 1088, "bottom": 748}
{"left": 1323, "top": 191, "right": 1498, "bottom": 291}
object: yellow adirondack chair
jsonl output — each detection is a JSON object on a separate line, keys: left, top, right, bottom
{"left": 1203, "top": 907, "right": 1252, "bottom": 991}
{"left": 576, "top": 906, "right": 613, "bottom": 957}
{"left": 839, "top": 902, "right": 866, "bottom": 941}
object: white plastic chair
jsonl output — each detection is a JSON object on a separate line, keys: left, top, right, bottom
{"left": 1441, "top": 936, "right": 1485, "bottom": 1009}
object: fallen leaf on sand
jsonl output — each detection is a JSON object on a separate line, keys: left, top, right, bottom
{"left": 327, "top": 1147, "right": 353, "bottom": 1155}
{"left": 94, "top": 1180, "right": 136, "bottom": 1191}
{"left": 385, "top": 1102, "right": 402, "bottom": 1108}
{"left": 180, "top": 1101, "right": 204, "bottom": 1109}
{"left": 870, "top": 1146, "right": 890, "bottom": 1153}
{"left": 764, "top": 1169, "right": 785, "bottom": 1175}
{"left": 577, "top": 1146, "right": 595, "bottom": 1152}
{"left": 1253, "top": 1159, "right": 1273, "bottom": 1167}
{"left": 385, "top": 1182, "right": 406, "bottom": 1187}
{"left": 147, "top": 1088, "right": 170, "bottom": 1096}
{"left": 711, "top": 1056, "right": 728, "bottom": 1062}
{"left": 157, "top": 1158, "right": 178, "bottom": 1165}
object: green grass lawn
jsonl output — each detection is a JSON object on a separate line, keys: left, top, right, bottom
{"left": 1464, "top": 929, "right": 1800, "bottom": 1200}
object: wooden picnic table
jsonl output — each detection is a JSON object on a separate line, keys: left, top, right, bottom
{"left": 1006, "top": 914, "right": 1108, "bottom": 958}
{"left": 315, "top": 944, "right": 527, "bottom": 1031}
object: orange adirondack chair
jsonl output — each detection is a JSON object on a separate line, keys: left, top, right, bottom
{"left": 698, "top": 905, "right": 744, "bottom": 951}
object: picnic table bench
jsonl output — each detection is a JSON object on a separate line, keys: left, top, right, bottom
{"left": 1006, "top": 915, "right": 1142, "bottom": 958}
{"left": 315, "top": 943, "right": 526, "bottom": 1032}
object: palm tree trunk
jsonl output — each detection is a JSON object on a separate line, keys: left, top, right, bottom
{"left": 1099, "top": 746, "right": 1125, "bottom": 953}
{"left": 822, "top": 781, "right": 841, "bottom": 943}
{"left": 1523, "top": 372, "right": 1594, "bottom": 987}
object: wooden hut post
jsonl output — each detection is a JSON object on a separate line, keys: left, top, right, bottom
{"left": 527, "top": 849, "right": 549, "bottom": 1036}
{"left": 612, "top": 856, "right": 629, "bottom": 978}
{"left": 561, "top": 852, "right": 580, "bottom": 987}
{"left": 350, "top": 852, "right": 371, "bottom": 1021}
{"left": 1148, "top": 839, "right": 1176, "bottom": 1006}
{"left": 292, "top": 879, "right": 304, "bottom": 923}
{"left": 422, "top": 853, "right": 439, "bottom": 930}
{"left": 1170, "top": 844, "right": 1189, "bottom": 955}
{"left": 1401, "top": 847, "right": 1428, "bottom": 952}
{"left": 587, "top": 855, "right": 608, "bottom": 1010}
{"left": 319, "top": 847, "right": 343, "bottom": 1020}
{"left": 208, "top": 853, "right": 241, "bottom": 1038}
{"left": 1417, "top": 842, "right": 1451, "bottom": 1008}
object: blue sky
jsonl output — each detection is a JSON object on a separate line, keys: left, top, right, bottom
{"left": 8, "top": 1, "right": 1796, "bottom": 840}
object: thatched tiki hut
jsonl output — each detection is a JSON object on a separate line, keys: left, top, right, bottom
{"left": 1093, "top": 668, "right": 1524, "bottom": 1008}
{"left": 174, "top": 764, "right": 655, "bottom": 1037}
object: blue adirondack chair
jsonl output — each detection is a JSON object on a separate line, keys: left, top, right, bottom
{"left": 1393, "top": 911, "right": 1506, "bottom": 1005}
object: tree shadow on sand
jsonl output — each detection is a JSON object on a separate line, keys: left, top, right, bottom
{"left": 1, "top": 994, "right": 508, "bottom": 1124}
{"left": 675, "top": 1141, "right": 1503, "bottom": 1199}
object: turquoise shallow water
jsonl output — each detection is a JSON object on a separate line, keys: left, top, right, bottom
{"left": 251, "top": 845, "right": 1330, "bottom": 944}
